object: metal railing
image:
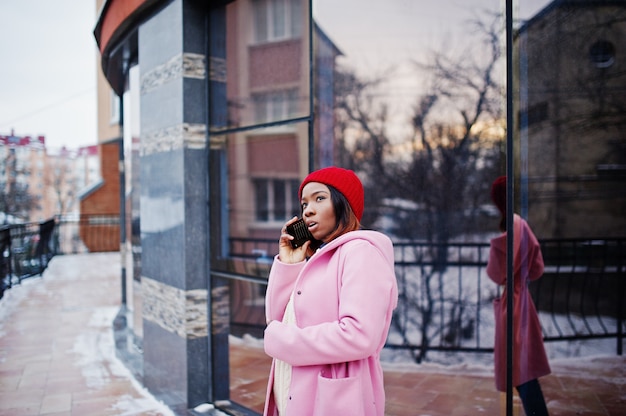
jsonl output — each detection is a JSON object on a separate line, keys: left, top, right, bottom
{"left": 3, "top": 223, "right": 622, "bottom": 357}
{"left": 0, "top": 214, "right": 120, "bottom": 299}
{"left": 1, "top": 219, "right": 56, "bottom": 298}
{"left": 533, "top": 238, "right": 625, "bottom": 347}
{"left": 228, "top": 236, "right": 626, "bottom": 359}
{"left": 387, "top": 238, "right": 625, "bottom": 361}
{"left": 55, "top": 214, "right": 121, "bottom": 254}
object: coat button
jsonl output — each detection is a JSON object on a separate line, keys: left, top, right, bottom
{"left": 297, "top": 290, "right": 302, "bottom": 295}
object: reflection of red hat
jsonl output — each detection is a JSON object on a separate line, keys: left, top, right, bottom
{"left": 299, "top": 166, "right": 364, "bottom": 221}
{"left": 491, "top": 176, "right": 507, "bottom": 215}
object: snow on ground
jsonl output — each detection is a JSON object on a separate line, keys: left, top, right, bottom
{"left": 74, "top": 306, "right": 175, "bottom": 416}
{"left": 0, "top": 274, "right": 174, "bottom": 416}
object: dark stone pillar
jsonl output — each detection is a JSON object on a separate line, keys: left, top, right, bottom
{"left": 137, "top": 0, "right": 210, "bottom": 412}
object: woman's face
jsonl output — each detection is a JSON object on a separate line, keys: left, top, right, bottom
{"left": 300, "top": 182, "right": 337, "bottom": 243}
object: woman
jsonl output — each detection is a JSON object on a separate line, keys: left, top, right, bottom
{"left": 487, "top": 176, "right": 551, "bottom": 416}
{"left": 263, "top": 166, "right": 398, "bottom": 416}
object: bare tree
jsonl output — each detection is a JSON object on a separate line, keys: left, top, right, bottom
{"left": 0, "top": 148, "right": 39, "bottom": 223}
{"left": 333, "top": 68, "right": 394, "bottom": 226}
{"left": 334, "top": 12, "right": 505, "bottom": 362}
{"left": 45, "top": 154, "right": 77, "bottom": 217}
{"left": 401, "top": 12, "right": 504, "bottom": 241}
{"left": 395, "top": 12, "right": 505, "bottom": 362}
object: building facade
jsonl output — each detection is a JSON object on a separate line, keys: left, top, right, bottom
{"left": 93, "top": 0, "right": 339, "bottom": 413}
{"left": 1, "top": 132, "right": 97, "bottom": 223}
{"left": 515, "top": 0, "right": 626, "bottom": 239}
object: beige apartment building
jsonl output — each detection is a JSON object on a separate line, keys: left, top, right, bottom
{"left": 1, "top": 132, "right": 100, "bottom": 223}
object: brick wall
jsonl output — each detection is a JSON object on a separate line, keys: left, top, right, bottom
{"left": 79, "top": 139, "right": 121, "bottom": 251}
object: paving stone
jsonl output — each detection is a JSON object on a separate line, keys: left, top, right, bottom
{"left": 1, "top": 253, "right": 624, "bottom": 416}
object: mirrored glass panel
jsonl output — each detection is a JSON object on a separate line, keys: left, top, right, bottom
{"left": 209, "top": 124, "right": 309, "bottom": 413}
{"left": 515, "top": 0, "right": 626, "bottom": 370}
{"left": 209, "top": 0, "right": 311, "bottom": 132}
{"left": 209, "top": 0, "right": 626, "bottom": 412}
{"left": 312, "top": 0, "right": 509, "bottom": 368}
{"left": 209, "top": 122, "right": 310, "bottom": 268}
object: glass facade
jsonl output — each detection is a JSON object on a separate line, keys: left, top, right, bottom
{"left": 205, "top": 0, "right": 625, "bottom": 412}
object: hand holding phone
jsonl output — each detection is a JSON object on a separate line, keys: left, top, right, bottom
{"left": 286, "top": 218, "right": 314, "bottom": 249}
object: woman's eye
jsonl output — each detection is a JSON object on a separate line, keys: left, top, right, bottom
{"left": 316, "top": 196, "right": 325, "bottom": 202}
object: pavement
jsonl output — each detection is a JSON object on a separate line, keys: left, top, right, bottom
{"left": 1, "top": 253, "right": 625, "bottom": 416}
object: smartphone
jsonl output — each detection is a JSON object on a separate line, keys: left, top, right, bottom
{"left": 286, "top": 218, "right": 314, "bottom": 248}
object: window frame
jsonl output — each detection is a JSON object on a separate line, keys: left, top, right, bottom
{"left": 252, "top": 0, "right": 303, "bottom": 44}
{"left": 253, "top": 177, "right": 301, "bottom": 224}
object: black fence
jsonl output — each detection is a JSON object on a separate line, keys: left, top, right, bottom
{"left": 388, "top": 238, "right": 625, "bottom": 362}
{"left": 229, "top": 236, "right": 626, "bottom": 359}
{"left": 54, "top": 214, "right": 121, "bottom": 254}
{"left": 3, "top": 220, "right": 623, "bottom": 358}
{"left": 1, "top": 219, "right": 56, "bottom": 299}
{"left": 533, "top": 238, "right": 625, "bottom": 344}
{"left": 0, "top": 215, "right": 120, "bottom": 299}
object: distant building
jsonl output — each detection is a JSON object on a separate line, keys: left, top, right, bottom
{"left": 75, "top": 145, "right": 101, "bottom": 193}
{"left": 515, "top": 0, "right": 626, "bottom": 239}
{"left": 1, "top": 132, "right": 101, "bottom": 223}
{"left": 0, "top": 133, "right": 77, "bottom": 222}
{"left": 225, "top": 6, "right": 342, "bottom": 243}
{"left": 45, "top": 147, "right": 79, "bottom": 219}
{"left": 1, "top": 132, "right": 49, "bottom": 221}
{"left": 78, "top": 138, "right": 120, "bottom": 252}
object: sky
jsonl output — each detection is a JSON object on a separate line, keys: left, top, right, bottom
{"left": 0, "top": 0, "right": 551, "bottom": 152}
{"left": 313, "top": 0, "right": 551, "bottom": 73}
{"left": 312, "top": 0, "right": 553, "bottom": 146}
{"left": 0, "top": 0, "right": 98, "bottom": 152}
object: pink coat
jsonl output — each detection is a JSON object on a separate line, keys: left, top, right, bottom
{"left": 487, "top": 214, "right": 551, "bottom": 391}
{"left": 263, "top": 230, "right": 398, "bottom": 416}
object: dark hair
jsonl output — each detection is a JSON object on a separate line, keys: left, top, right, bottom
{"left": 302, "top": 185, "right": 361, "bottom": 255}
{"left": 490, "top": 176, "right": 507, "bottom": 232}
{"left": 498, "top": 216, "right": 507, "bottom": 233}
{"left": 323, "top": 186, "right": 361, "bottom": 241}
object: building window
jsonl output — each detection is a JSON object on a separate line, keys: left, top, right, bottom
{"left": 252, "top": 89, "right": 299, "bottom": 123}
{"left": 253, "top": 178, "right": 300, "bottom": 222}
{"left": 110, "top": 90, "right": 120, "bottom": 124}
{"left": 589, "top": 40, "right": 615, "bottom": 68}
{"left": 252, "top": 0, "right": 303, "bottom": 43}
{"left": 520, "top": 101, "right": 548, "bottom": 127}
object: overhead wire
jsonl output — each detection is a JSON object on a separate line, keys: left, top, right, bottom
{"left": 0, "top": 87, "right": 95, "bottom": 129}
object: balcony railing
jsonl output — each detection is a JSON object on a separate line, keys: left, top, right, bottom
{"left": 229, "top": 236, "right": 626, "bottom": 359}
{"left": 0, "top": 215, "right": 120, "bottom": 299}
{"left": 2, "top": 219, "right": 623, "bottom": 358}
{"left": 1, "top": 218, "right": 56, "bottom": 298}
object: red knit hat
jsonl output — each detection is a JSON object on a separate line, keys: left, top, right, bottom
{"left": 491, "top": 176, "right": 507, "bottom": 216}
{"left": 299, "top": 166, "right": 364, "bottom": 221}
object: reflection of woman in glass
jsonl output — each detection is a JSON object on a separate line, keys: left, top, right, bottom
{"left": 487, "top": 176, "right": 551, "bottom": 416}
{"left": 263, "top": 166, "right": 398, "bottom": 416}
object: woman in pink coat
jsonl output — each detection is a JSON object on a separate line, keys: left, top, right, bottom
{"left": 487, "top": 176, "right": 551, "bottom": 415}
{"left": 263, "top": 166, "right": 398, "bottom": 416}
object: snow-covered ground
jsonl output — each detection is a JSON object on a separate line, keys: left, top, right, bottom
{"left": 0, "top": 273, "right": 177, "bottom": 416}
